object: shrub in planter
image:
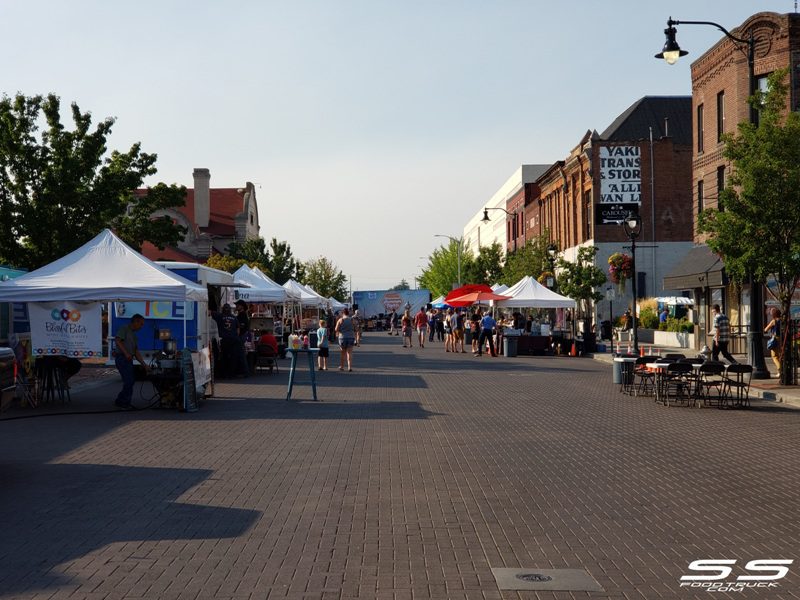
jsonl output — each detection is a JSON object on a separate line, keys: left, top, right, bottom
{"left": 639, "top": 307, "right": 659, "bottom": 330}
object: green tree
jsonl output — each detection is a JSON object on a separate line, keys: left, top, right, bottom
{"left": 390, "top": 279, "right": 411, "bottom": 290}
{"left": 204, "top": 254, "right": 248, "bottom": 273}
{"left": 698, "top": 69, "right": 800, "bottom": 384}
{"left": 502, "top": 231, "right": 552, "bottom": 285}
{"left": 556, "top": 246, "right": 606, "bottom": 323}
{"left": 468, "top": 242, "right": 505, "bottom": 285}
{"left": 302, "top": 256, "right": 348, "bottom": 300}
{"left": 419, "top": 238, "right": 475, "bottom": 298}
{"left": 265, "top": 238, "right": 304, "bottom": 284}
{"left": 226, "top": 237, "right": 271, "bottom": 275}
{"left": 0, "top": 93, "right": 186, "bottom": 269}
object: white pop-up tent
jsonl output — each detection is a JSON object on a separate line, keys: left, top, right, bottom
{"left": 495, "top": 276, "right": 576, "bottom": 309}
{"left": 0, "top": 229, "right": 207, "bottom": 302}
{"left": 283, "top": 279, "right": 328, "bottom": 308}
{"left": 328, "top": 297, "right": 347, "bottom": 311}
{"left": 232, "top": 265, "right": 289, "bottom": 303}
{"left": 491, "top": 283, "right": 510, "bottom": 295}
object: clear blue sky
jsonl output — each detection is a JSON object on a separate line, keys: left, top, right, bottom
{"left": 1, "top": 1, "right": 789, "bottom": 290}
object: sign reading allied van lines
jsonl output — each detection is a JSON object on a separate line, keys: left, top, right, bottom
{"left": 597, "top": 145, "right": 642, "bottom": 225}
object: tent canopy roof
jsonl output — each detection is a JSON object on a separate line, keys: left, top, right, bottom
{"left": 496, "top": 276, "right": 576, "bottom": 308}
{"left": 283, "top": 279, "right": 328, "bottom": 307}
{"left": 0, "top": 229, "right": 207, "bottom": 302}
{"left": 232, "top": 265, "right": 288, "bottom": 303}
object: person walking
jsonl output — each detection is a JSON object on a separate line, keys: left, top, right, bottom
{"left": 335, "top": 308, "right": 355, "bottom": 371}
{"left": 114, "top": 313, "right": 147, "bottom": 409}
{"left": 414, "top": 307, "right": 429, "bottom": 348}
{"left": 352, "top": 309, "right": 363, "bottom": 347}
{"left": 711, "top": 304, "right": 738, "bottom": 364}
{"left": 444, "top": 308, "right": 454, "bottom": 352}
{"left": 317, "top": 319, "right": 329, "bottom": 371}
{"left": 470, "top": 309, "right": 481, "bottom": 354}
{"left": 436, "top": 310, "right": 445, "bottom": 341}
{"left": 211, "top": 304, "right": 241, "bottom": 378}
{"left": 478, "top": 310, "right": 497, "bottom": 357}
{"left": 427, "top": 308, "right": 436, "bottom": 343}
{"left": 454, "top": 309, "right": 466, "bottom": 353}
{"left": 765, "top": 307, "right": 782, "bottom": 377}
{"left": 401, "top": 310, "right": 413, "bottom": 347}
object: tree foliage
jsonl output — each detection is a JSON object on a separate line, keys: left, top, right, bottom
{"left": 204, "top": 254, "right": 249, "bottom": 273}
{"left": 502, "top": 230, "right": 552, "bottom": 285}
{"left": 419, "top": 238, "right": 474, "bottom": 298}
{"left": 0, "top": 93, "right": 186, "bottom": 269}
{"left": 226, "top": 237, "right": 271, "bottom": 275}
{"left": 468, "top": 242, "right": 505, "bottom": 285}
{"left": 697, "top": 69, "right": 800, "bottom": 383}
{"left": 303, "top": 256, "right": 348, "bottom": 300}
{"left": 556, "top": 246, "right": 606, "bottom": 320}
{"left": 265, "top": 238, "right": 304, "bottom": 284}
{"left": 390, "top": 279, "right": 410, "bottom": 290}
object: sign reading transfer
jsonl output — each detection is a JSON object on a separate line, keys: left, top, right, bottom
{"left": 599, "top": 145, "right": 641, "bottom": 204}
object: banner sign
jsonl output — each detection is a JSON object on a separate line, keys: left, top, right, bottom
{"left": 352, "top": 290, "right": 431, "bottom": 318}
{"left": 29, "top": 302, "right": 102, "bottom": 358}
{"left": 114, "top": 301, "right": 194, "bottom": 321}
{"left": 595, "top": 202, "right": 640, "bottom": 226}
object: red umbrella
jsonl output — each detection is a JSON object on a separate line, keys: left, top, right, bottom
{"left": 444, "top": 284, "right": 493, "bottom": 306}
{"left": 446, "top": 291, "right": 511, "bottom": 306}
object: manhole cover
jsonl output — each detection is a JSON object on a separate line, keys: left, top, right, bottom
{"left": 516, "top": 573, "right": 553, "bottom": 583}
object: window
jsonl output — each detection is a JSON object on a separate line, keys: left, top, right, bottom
{"left": 697, "top": 103, "right": 704, "bottom": 153}
{"left": 717, "top": 166, "right": 725, "bottom": 210}
{"left": 716, "top": 91, "right": 725, "bottom": 141}
{"left": 697, "top": 179, "right": 704, "bottom": 214}
{"left": 755, "top": 73, "right": 771, "bottom": 126}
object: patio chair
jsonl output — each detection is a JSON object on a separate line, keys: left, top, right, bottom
{"left": 633, "top": 355, "right": 660, "bottom": 396}
{"left": 256, "top": 344, "right": 280, "bottom": 374}
{"left": 722, "top": 364, "right": 753, "bottom": 408}
{"left": 663, "top": 353, "right": 686, "bottom": 361}
{"left": 697, "top": 361, "right": 726, "bottom": 407}
{"left": 661, "top": 362, "right": 694, "bottom": 406}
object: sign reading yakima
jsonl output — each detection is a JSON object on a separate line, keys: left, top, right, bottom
{"left": 599, "top": 145, "right": 641, "bottom": 204}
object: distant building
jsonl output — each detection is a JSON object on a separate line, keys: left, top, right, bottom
{"left": 139, "top": 168, "right": 260, "bottom": 262}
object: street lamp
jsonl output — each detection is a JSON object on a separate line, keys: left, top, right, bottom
{"left": 481, "top": 207, "right": 518, "bottom": 252}
{"left": 656, "top": 16, "right": 768, "bottom": 378}
{"left": 434, "top": 234, "right": 462, "bottom": 288}
{"left": 622, "top": 212, "right": 641, "bottom": 356}
{"left": 546, "top": 243, "right": 558, "bottom": 290}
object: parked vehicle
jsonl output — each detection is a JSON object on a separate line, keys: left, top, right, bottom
{"left": 0, "top": 347, "right": 17, "bottom": 409}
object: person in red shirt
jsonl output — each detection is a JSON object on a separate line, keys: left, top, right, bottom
{"left": 414, "top": 307, "right": 429, "bottom": 348}
{"left": 258, "top": 329, "right": 279, "bottom": 355}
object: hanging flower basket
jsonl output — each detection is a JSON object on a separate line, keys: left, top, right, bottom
{"left": 537, "top": 271, "right": 554, "bottom": 287}
{"left": 608, "top": 252, "right": 633, "bottom": 294}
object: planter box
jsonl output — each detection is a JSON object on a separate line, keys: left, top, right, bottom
{"left": 653, "top": 330, "right": 695, "bottom": 349}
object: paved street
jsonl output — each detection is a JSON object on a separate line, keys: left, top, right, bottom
{"left": 1, "top": 332, "right": 799, "bottom": 599}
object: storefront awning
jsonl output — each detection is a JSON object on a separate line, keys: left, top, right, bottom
{"left": 663, "top": 245, "right": 727, "bottom": 290}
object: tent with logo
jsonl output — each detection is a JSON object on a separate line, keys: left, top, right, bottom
{"left": 232, "top": 265, "right": 290, "bottom": 303}
{"left": 0, "top": 229, "right": 207, "bottom": 302}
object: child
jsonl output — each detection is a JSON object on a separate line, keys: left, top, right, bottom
{"left": 317, "top": 319, "right": 329, "bottom": 370}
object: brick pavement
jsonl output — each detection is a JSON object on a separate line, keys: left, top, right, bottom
{"left": 0, "top": 332, "right": 799, "bottom": 599}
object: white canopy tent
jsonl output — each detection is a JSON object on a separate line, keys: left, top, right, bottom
{"left": 328, "top": 297, "right": 347, "bottom": 311}
{"left": 495, "top": 276, "right": 576, "bottom": 309}
{"left": 656, "top": 296, "right": 694, "bottom": 305}
{"left": 491, "top": 283, "right": 509, "bottom": 295}
{"left": 0, "top": 229, "right": 207, "bottom": 302}
{"left": 232, "top": 265, "right": 289, "bottom": 303}
{"left": 282, "top": 279, "right": 328, "bottom": 308}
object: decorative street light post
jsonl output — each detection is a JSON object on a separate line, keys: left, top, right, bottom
{"left": 481, "top": 207, "right": 518, "bottom": 252}
{"left": 622, "top": 212, "right": 641, "bottom": 356}
{"left": 546, "top": 243, "right": 558, "bottom": 290}
{"left": 655, "top": 17, "right": 768, "bottom": 378}
{"left": 434, "top": 235, "right": 462, "bottom": 288}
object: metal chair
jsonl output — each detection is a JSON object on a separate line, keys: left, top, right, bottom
{"left": 633, "top": 355, "right": 660, "bottom": 396}
{"left": 723, "top": 364, "right": 753, "bottom": 408}
{"left": 661, "top": 362, "right": 694, "bottom": 406}
{"left": 697, "top": 361, "right": 726, "bottom": 407}
{"left": 663, "top": 353, "right": 686, "bottom": 361}
{"left": 255, "top": 344, "right": 280, "bottom": 374}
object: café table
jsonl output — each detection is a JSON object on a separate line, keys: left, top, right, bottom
{"left": 646, "top": 361, "right": 706, "bottom": 407}
{"left": 286, "top": 347, "right": 320, "bottom": 401}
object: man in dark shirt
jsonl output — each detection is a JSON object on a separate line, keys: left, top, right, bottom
{"left": 114, "top": 313, "right": 147, "bottom": 409}
{"left": 211, "top": 304, "right": 241, "bottom": 378}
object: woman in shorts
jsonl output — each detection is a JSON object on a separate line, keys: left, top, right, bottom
{"left": 401, "top": 310, "right": 413, "bottom": 348}
{"left": 335, "top": 308, "right": 355, "bottom": 371}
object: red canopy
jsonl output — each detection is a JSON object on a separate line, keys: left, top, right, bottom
{"left": 447, "top": 291, "right": 511, "bottom": 305}
{"left": 444, "top": 284, "right": 493, "bottom": 307}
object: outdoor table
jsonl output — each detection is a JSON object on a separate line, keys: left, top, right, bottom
{"left": 613, "top": 357, "right": 637, "bottom": 394}
{"left": 286, "top": 348, "right": 320, "bottom": 401}
{"left": 646, "top": 362, "right": 705, "bottom": 407}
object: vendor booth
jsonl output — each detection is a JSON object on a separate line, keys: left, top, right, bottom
{"left": 496, "top": 276, "right": 577, "bottom": 355}
{"left": 0, "top": 229, "right": 210, "bottom": 411}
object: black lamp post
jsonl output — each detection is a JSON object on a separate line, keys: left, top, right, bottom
{"left": 546, "top": 243, "right": 557, "bottom": 290}
{"left": 622, "top": 212, "right": 641, "bottom": 355}
{"left": 481, "top": 207, "right": 518, "bottom": 252}
{"left": 656, "top": 17, "right": 768, "bottom": 378}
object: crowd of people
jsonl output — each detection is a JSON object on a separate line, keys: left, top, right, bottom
{"left": 390, "top": 305, "right": 503, "bottom": 357}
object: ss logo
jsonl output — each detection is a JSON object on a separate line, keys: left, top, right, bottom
{"left": 681, "top": 559, "right": 793, "bottom": 581}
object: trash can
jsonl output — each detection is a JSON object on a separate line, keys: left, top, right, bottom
{"left": 309, "top": 331, "right": 318, "bottom": 349}
{"left": 612, "top": 359, "right": 623, "bottom": 384}
{"left": 503, "top": 336, "right": 518, "bottom": 357}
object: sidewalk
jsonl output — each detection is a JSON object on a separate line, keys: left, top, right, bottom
{"left": 592, "top": 340, "right": 800, "bottom": 408}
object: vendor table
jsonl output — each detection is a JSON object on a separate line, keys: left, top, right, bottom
{"left": 286, "top": 348, "right": 320, "bottom": 401}
{"left": 516, "top": 335, "right": 551, "bottom": 355}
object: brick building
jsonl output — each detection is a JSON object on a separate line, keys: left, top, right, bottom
{"left": 664, "top": 11, "right": 800, "bottom": 352}
{"left": 139, "top": 168, "right": 261, "bottom": 263}
{"left": 524, "top": 97, "right": 694, "bottom": 321}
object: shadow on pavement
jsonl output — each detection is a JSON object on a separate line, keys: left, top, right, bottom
{"left": 0, "top": 463, "right": 260, "bottom": 596}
